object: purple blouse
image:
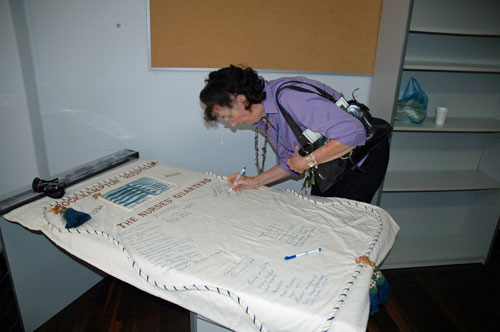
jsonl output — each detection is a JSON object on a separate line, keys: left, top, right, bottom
{"left": 253, "top": 77, "right": 366, "bottom": 176}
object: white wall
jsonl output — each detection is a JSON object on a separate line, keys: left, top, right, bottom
{"left": 0, "top": 0, "right": 40, "bottom": 197}
{"left": 2, "top": 0, "right": 373, "bottom": 198}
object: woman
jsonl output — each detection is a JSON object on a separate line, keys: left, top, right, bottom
{"left": 199, "top": 65, "right": 390, "bottom": 203}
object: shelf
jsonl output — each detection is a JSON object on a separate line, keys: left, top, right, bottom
{"left": 383, "top": 170, "right": 500, "bottom": 192}
{"left": 403, "top": 31, "right": 500, "bottom": 73}
{"left": 409, "top": 27, "right": 500, "bottom": 37}
{"left": 382, "top": 235, "right": 485, "bottom": 268}
{"left": 382, "top": 0, "right": 500, "bottom": 269}
{"left": 394, "top": 117, "right": 500, "bottom": 132}
{"left": 403, "top": 61, "right": 500, "bottom": 73}
{"left": 409, "top": 0, "right": 500, "bottom": 38}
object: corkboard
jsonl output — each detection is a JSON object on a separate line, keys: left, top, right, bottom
{"left": 149, "top": 0, "right": 382, "bottom": 74}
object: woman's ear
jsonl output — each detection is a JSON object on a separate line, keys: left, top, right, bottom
{"left": 235, "top": 94, "right": 249, "bottom": 108}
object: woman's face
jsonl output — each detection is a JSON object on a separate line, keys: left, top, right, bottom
{"left": 212, "top": 95, "right": 265, "bottom": 127}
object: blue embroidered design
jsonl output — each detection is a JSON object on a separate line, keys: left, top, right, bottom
{"left": 102, "top": 177, "right": 170, "bottom": 208}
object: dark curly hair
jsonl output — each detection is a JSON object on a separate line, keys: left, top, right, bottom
{"left": 200, "top": 65, "right": 267, "bottom": 122}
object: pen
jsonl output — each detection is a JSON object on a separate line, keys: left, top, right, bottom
{"left": 229, "top": 166, "right": 246, "bottom": 192}
{"left": 284, "top": 248, "right": 322, "bottom": 260}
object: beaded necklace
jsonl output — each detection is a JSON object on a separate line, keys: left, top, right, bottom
{"left": 254, "top": 120, "right": 269, "bottom": 174}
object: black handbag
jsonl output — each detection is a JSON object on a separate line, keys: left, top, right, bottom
{"left": 275, "top": 81, "right": 393, "bottom": 193}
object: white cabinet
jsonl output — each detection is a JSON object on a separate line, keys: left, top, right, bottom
{"left": 380, "top": 0, "right": 500, "bottom": 268}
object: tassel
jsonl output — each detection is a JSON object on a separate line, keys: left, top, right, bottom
{"left": 355, "top": 256, "right": 392, "bottom": 315}
{"left": 62, "top": 208, "right": 91, "bottom": 229}
{"left": 369, "top": 267, "right": 391, "bottom": 315}
{"left": 369, "top": 293, "right": 380, "bottom": 315}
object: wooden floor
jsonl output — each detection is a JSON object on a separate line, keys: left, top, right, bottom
{"left": 1, "top": 236, "right": 499, "bottom": 332}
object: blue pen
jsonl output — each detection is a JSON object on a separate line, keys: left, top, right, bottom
{"left": 229, "top": 166, "right": 246, "bottom": 192}
{"left": 284, "top": 248, "right": 322, "bottom": 260}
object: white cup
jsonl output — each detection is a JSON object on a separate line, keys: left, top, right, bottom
{"left": 435, "top": 107, "right": 449, "bottom": 126}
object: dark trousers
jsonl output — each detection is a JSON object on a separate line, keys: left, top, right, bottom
{"left": 311, "top": 138, "right": 390, "bottom": 203}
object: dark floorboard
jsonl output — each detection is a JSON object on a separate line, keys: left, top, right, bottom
{"left": 1, "top": 235, "right": 499, "bottom": 332}
{"left": 34, "top": 276, "right": 190, "bottom": 332}
{"left": 0, "top": 253, "right": 21, "bottom": 332}
{"left": 368, "top": 236, "right": 500, "bottom": 332}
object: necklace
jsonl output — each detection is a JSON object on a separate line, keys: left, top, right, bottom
{"left": 254, "top": 120, "right": 269, "bottom": 174}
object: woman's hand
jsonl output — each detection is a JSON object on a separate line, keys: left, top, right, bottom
{"left": 228, "top": 174, "right": 258, "bottom": 191}
{"left": 287, "top": 146, "right": 308, "bottom": 174}
{"left": 227, "top": 165, "right": 291, "bottom": 191}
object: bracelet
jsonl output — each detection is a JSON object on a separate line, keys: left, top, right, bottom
{"left": 305, "top": 154, "right": 318, "bottom": 169}
{"left": 340, "top": 150, "right": 353, "bottom": 160}
{"left": 311, "top": 154, "right": 318, "bottom": 168}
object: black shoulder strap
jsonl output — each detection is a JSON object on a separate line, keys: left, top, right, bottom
{"left": 275, "top": 81, "right": 338, "bottom": 146}
{"left": 276, "top": 80, "right": 337, "bottom": 102}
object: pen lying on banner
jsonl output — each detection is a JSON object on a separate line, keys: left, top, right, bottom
{"left": 229, "top": 166, "right": 246, "bottom": 192}
{"left": 284, "top": 248, "right": 322, "bottom": 260}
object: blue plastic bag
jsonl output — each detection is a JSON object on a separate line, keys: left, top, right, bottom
{"left": 395, "top": 77, "right": 428, "bottom": 124}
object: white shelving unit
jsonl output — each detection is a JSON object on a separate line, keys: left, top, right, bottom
{"left": 380, "top": 0, "right": 500, "bottom": 268}
{"left": 384, "top": 170, "right": 500, "bottom": 193}
{"left": 404, "top": 61, "right": 500, "bottom": 73}
{"left": 394, "top": 117, "right": 500, "bottom": 132}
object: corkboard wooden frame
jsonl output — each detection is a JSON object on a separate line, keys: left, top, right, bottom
{"left": 148, "top": 0, "right": 382, "bottom": 74}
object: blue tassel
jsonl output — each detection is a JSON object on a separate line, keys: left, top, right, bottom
{"left": 369, "top": 293, "right": 381, "bottom": 315}
{"left": 376, "top": 277, "right": 391, "bottom": 304}
{"left": 62, "top": 208, "right": 91, "bottom": 228}
{"left": 369, "top": 267, "right": 391, "bottom": 315}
